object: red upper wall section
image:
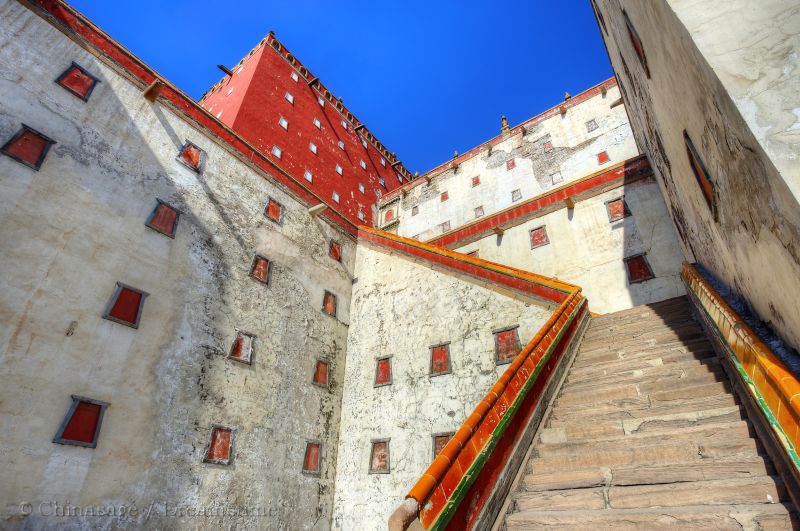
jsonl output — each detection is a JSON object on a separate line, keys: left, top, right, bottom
{"left": 201, "top": 34, "right": 411, "bottom": 225}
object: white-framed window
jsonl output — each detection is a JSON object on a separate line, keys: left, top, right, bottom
{"left": 335, "top": 164, "right": 343, "bottom": 175}
{"left": 285, "top": 92, "right": 294, "bottom": 104}
{"left": 358, "top": 183, "right": 365, "bottom": 194}
{"left": 290, "top": 71, "right": 299, "bottom": 82}
{"left": 379, "top": 178, "right": 386, "bottom": 188}
{"left": 304, "top": 170, "right": 313, "bottom": 182}
{"left": 362, "top": 139, "right": 368, "bottom": 148}
{"left": 360, "top": 160, "right": 367, "bottom": 169}
{"left": 381, "top": 158, "right": 387, "bottom": 167}
{"left": 227, "top": 87, "right": 234, "bottom": 95}
{"left": 341, "top": 120, "right": 348, "bottom": 130}
{"left": 375, "top": 189, "right": 382, "bottom": 198}
{"left": 397, "top": 174, "right": 403, "bottom": 183}
{"left": 358, "top": 210, "right": 365, "bottom": 221}
{"left": 318, "top": 96, "right": 325, "bottom": 107}
{"left": 309, "top": 142, "right": 318, "bottom": 154}
{"left": 313, "top": 117, "right": 321, "bottom": 129}
{"left": 332, "top": 191, "right": 340, "bottom": 203}
{"left": 271, "top": 145, "right": 282, "bottom": 159}
{"left": 338, "top": 140, "right": 345, "bottom": 150}
{"left": 279, "top": 116, "right": 288, "bottom": 130}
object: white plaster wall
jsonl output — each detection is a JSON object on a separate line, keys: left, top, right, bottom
{"left": 382, "top": 85, "right": 639, "bottom": 240}
{"left": 0, "top": 2, "right": 352, "bottom": 528}
{"left": 597, "top": 0, "right": 800, "bottom": 350}
{"left": 331, "top": 244, "right": 552, "bottom": 531}
{"left": 455, "top": 179, "right": 686, "bottom": 314}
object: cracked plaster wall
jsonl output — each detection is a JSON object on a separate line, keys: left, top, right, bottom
{"left": 381, "top": 85, "right": 639, "bottom": 240}
{"left": 0, "top": 2, "right": 352, "bottom": 528}
{"left": 331, "top": 244, "right": 552, "bottom": 530}
{"left": 598, "top": 0, "right": 800, "bottom": 352}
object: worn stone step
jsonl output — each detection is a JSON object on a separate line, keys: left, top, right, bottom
{"left": 583, "top": 315, "right": 697, "bottom": 342}
{"left": 550, "top": 391, "right": 739, "bottom": 423}
{"left": 566, "top": 354, "right": 719, "bottom": 385}
{"left": 590, "top": 296, "right": 691, "bottom": 321}
{"left": 565, "top": 361, "right": 723, "bottom": 393}
{"left": 573, "top": 337, "right": 713, "bottom": 367}
{"left": 513, "top": 486, "right": 606, "bottom": 511}
{"left": 576, "top": 332, "right": 710, "bottom": 361}
{"left": 556, "top": 379, "right": 729, "bottom": 408}
{"left": 521, "top": 458, "right": 774, "bottom": 492}
{"left": 580, "top": 322, "right": 704, "bottom": 352}
{"left": 505, "top": 503, "right": 797, "bottom": 530}
{"left": 568, "top": 347, "right": 716, "bottom": 377}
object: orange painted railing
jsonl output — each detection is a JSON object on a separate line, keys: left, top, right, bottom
{"left": 388, "top": 258, "right": 587, "bottom": 530}
{"left": 682, "top": 263, "right": 800, "bottom": 473}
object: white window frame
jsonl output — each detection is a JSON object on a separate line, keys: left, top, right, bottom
{"left": 271, "top": 145, "right": 282, "bottom": 159}
{"left": 309, "top": 142, "right": 318, "bottom": 155}
{"left": 304, "top": 170, "right": 313, "bottom": 182}
{"left": 279, "top": 116, "right": 288, "bottom": 130}
{"left": 285, "top": 92, "right": 294, "bottom": 104}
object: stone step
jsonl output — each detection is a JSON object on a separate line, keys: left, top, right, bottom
{"left": 556, "top": 379, "right": 730, "bottom": 408}
{"left": 580, "top": 322, "right": 704, "bottom": 351}
{"left": 528, "top": 438, "right": 761, "bottom": 473}
{"left": 564, "top": 360, "right": 723, "bottom": 393}
{"left": 550, "top": 391, "right": 739, "bottom": 424}
{"left": 583, "top": 314, "right": 697, "bottom": 342}
{"left": 535, "top": 421, "right": 756, "bottom": 458}
{"left": 565, "top": 354, "right": 719, "bottom": 385}
{"left": 577, "top": 330, "right": 709, "bottom": 360}
{"left": 513, "top": 476, "right": 784, "bottom": 512}
{"left": 505, "top": 503, "right": 797, "bottom": 530}
{"left": 521, "top": 458, "right": 774, "bottom": 492}
{"left": 589, "top": 296, "right": 692, "bottom": 322}
{"left": 567, "top": 346, "right": 716, "bottom": 377}
{"left": 573, "top": 337, "right": 713, "bottom": 367}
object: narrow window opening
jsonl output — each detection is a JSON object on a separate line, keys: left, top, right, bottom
{"left": 374, "top": 357, "right": 392, "bottom": 387}
{"left": 56, "top": 62, "right": 100, "bottom": 100}
{"left": 369, "top": 439, "right": 390, "bottom": 473}
{"left": 145, "top": 200, "right": 180, "bottom": 237}
{"left": 624, "top": 253, "right": 655, "bottom": 283}
{"left": 1, "top": 125, "right": 56, "bottom": 170}
{"left": 203, "top": 425, "right": 234, "bottom": 465}
{"left": 53, "top": 396, "right": 108, "bottom": 448}
{"left": 430, "top": 343, "right": 451, "bottom": 376}
{"left": 303, "top": 441, "right": 321, "bottom": 475}
{"left": 103, "top": 283, "right": 148, "bottom": 328}
{"left": 494, "top": 326, "right": 521, "bottom": 365}
{"left": 530, "top": 225, "right": 549, "bottom": 249}
{"left": 322, "top": 290, "right": 337, "bottom": 317}
{"left": 265, "top": 197, "right": 284, "bottom": 223}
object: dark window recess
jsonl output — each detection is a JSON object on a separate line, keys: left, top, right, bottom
{"left": 623, "top": 10, "right": 650, "bottom": 78}
{"left": 53, "top": 396, "right": 108, "bottom": 448}
{"left": 684, "top": 131, "right": 716, "bottom": 217}
{"left": 606, "top": 197, "right": 631, "bottom": 222}
{"left": 329, "top": 241, "right": 342, "bottom": 262}
{"left": 671, "top": 206, "right": 687, "bottom": 242}
{"left": 586, "top": 119, "right": 599, "bottom": 132}
{"left": 177, "top": 141, "right": 204, "bottom": 172}
{"left": 229, "top": 331, "right": 255, "bottom": 364}
{"left": 203, "top": 425, "right": 234, "bottom": 465}
{"left": 265, "top": 197, "right": 284, "bottom": 223}
{"left": 597, "top": 151, "right": 610, "bottom": 164}
{"left": 466, "top": 250, "right": 479, "bottom": 257}
{"left": 530, "top": 226, "right": 549, "bottom": 249}
{"left": 145, "top": 200, "right": 179, "bottom": 237}
{"left": 374, "top": 357, "right": 392, "bottom": 386}
{"left": 430, "top": 343, "right": 451, "bottom": 376}
{"left": 494, "top": 326, "right": 521, "bottom": 364}
{"left": 303, "top": 442, "right": 321, "bottom": 474}
{"left": 472, "top": 176, "right": 480, "bottom": 187}
{"left": 411, "top": 206, "right": 419, "bottom": 216}
{"left": 433, "top": 433, "right": 453, "bottom": 458}
{"left": 250, "top": 255, "right": 271, "bottom": 284}
{"left": 506, "top": 159, "right": 516, "bottom": 170}
{"left": 1, "top": 125, "right": 56, "bottom": 170}
{"left": 591, "top": 0, "right": 608, "bottom": 34}
{"left": 312, "top": 359, "right": 329, "bottom": 387}
{"left": 103, "top": 283, "right": 148, "bottom": 328}
{"left": 369, "top": 439, "right": 390, "bottom": 473}
{"left": 56, "top": 62, "right": 100, "bottom": 100}
{"left": 625, "top": 253, "right": 655, "bottom": 283}
{"left": 323, "top": 291, "right": 337, "bottom": 317}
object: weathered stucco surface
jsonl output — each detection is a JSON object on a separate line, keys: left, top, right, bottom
{"left": 597, "top": 0, "right": 800, "bottom": 351}
{"left": 454, "top": 178, "right": 686, "bottom": 314}
{"left": 381, "top": 85, "right": 638, "bottom": 240}
{"left": 0, "top": 2, "right": 352, "bottom": 528}
{"left": 331, "top": 244, "right": 552, "bottom": 531}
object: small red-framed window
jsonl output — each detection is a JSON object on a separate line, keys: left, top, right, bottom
{"left": 684, "top": 131, "right": 716, "bottom": 217}
{"left": 177, "top": 141, "right": 204, "bottom": 172}
{"left": 432, "top": 433, "right": 453, "bottom": 459}
{"left": 229, "top": 331, "right": 255, "bottom": 364}
{"left": 623, "top": 10, "right": 650, "bottom": 78}
{"left": 530, "top": 226, "right": 549, "bottom": 249}
{"left": 145, "top": 200, "right": 180, "bottom": 237}
{"left": 441, "top": 191, "right": 449, "bottom": 202}
{"left": 471, "top": 176, "right": 480, "bottom": 187}
{"left": 323, "top": 290, "right": 337, "bottom": 317}
{"left": 303, "top": 441, "right": 321, "bottom": 475}
{"left": 56, "top": 62, "right": 100, "bottom": 101}
{"left": 506, "top": 159, "right": 516, "bottom": 170}
{"left": 1, "top": 125, "right": 56, "bottom": 170}
{"left": 312, "top": 359, "right": 329, "bottom": 387}
{"left": 329, "top": 241, "right": 342, "bottom": 262}
{"left": 543, "top": 141, "right": 554, "bottom": 153}
{"left": 606, "top": 197, "right": 631, "bottom": 222}
{"left": 203, "top": 425, "right": 234, "bottom": 465}
{"left": 624, "top": 253, "right": 655, "bottom": 283}
{"left": 250, "top": 255, "right": 271, "bottom": 284}
{"left": 53, "top": 396, "right": 108, "bottom": 448}
{"left": 369, "top": 439, "right": 390, "bottom": 473}
{"left": 374, "top": 357, "right": 392, "bottom": 387}
{"left": 430, "top": 343, "right": 451, "bottom": 376}
{"left": 103, "top": 282, "right": 148, "bottom": 328}
{"left": 597, "top": 151, "right": 610, "bottom": 164}
{"left": 264, "top": 197, "right": 284, "bottom": 224}
{"left": 385, "top": 209, "right": 394, "bottom": 223}
{"left": 494, "top": 326, "right": 521, "bottom": 365}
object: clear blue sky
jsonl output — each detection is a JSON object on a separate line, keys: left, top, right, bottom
{"left": 69, "top": 1, "right": 611, "bottom": 173}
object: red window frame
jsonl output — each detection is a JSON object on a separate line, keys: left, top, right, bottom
{"left": 329, "top": 240, "right": 342, "bottom": 262}
{"left": 145, "top": 199, "right": 180, "bottom": 237}
{"left": 429, "top": 342, "right": 452, "bottom": 376}
{"left": 264, "top": 197, "right": 284, "bottom": 224}
{"left": 494, "top": 326, "right": 522, "bottom": 365}
{"left": 302, "top": 441, "right": 322, "bottom": 475}
{"left": 56, "top": 62, "right": 100, "bottom": 101}
{"left": 249, "top": 255, "right": 271, "bottom": 284}
{"left": 624, "top": 253, "right": 655, "bottom": 284}
{"left": 530, "top": 225, "right": 549, "bottom": 249}
{"left": 374, "top": 356, "right": 392, "bottom": 387}
{"left": 53, "top": 395, "right": 108, "bottom": 448}
{"left": 369, "top": 439, "right": 391, "bottom": 473}
{"left": 1, "top": 125, "right": 56, "bottom": 171}
{"left": 606, "top": 196, "right": 631, "bottom": 222}
{"left": 441, "top": 191, "right": 449, "bottom": 202}
{"left": 322, "top": 290, "right": 337, "bottom": 317}
{"left": 506, "top": 159, "right": 516, "bottom": 170}
{"left": 312, "top": 359, "right": 330, "bottom": 387}
{"left": 203, "top": 425, "right": 235, "bottom": 465}
{"left": 177, "top": 141, "right": 205, "bottom": 173}
{"left": 597, "top": 151, "right": 610, "bottom": 164}
{"left": 471, "top": 176, "right": 480, "bottom": 187}
{"left": 102, "top": 282, "right": 148, "bottom": 328}
{"left": 228, "top": 330, "right": 256, "bottom": 364}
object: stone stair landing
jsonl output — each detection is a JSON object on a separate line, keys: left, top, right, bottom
{"left": 502, "top": 296, "right": 798, "bottom": 530}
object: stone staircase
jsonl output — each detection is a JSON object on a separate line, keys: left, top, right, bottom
{"left": 502, "top": 296, "right": 798, "bottom": 530}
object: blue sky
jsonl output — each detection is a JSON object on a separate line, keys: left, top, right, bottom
{"left": 69, "top": 1, "right": 611, "bottom": 173}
